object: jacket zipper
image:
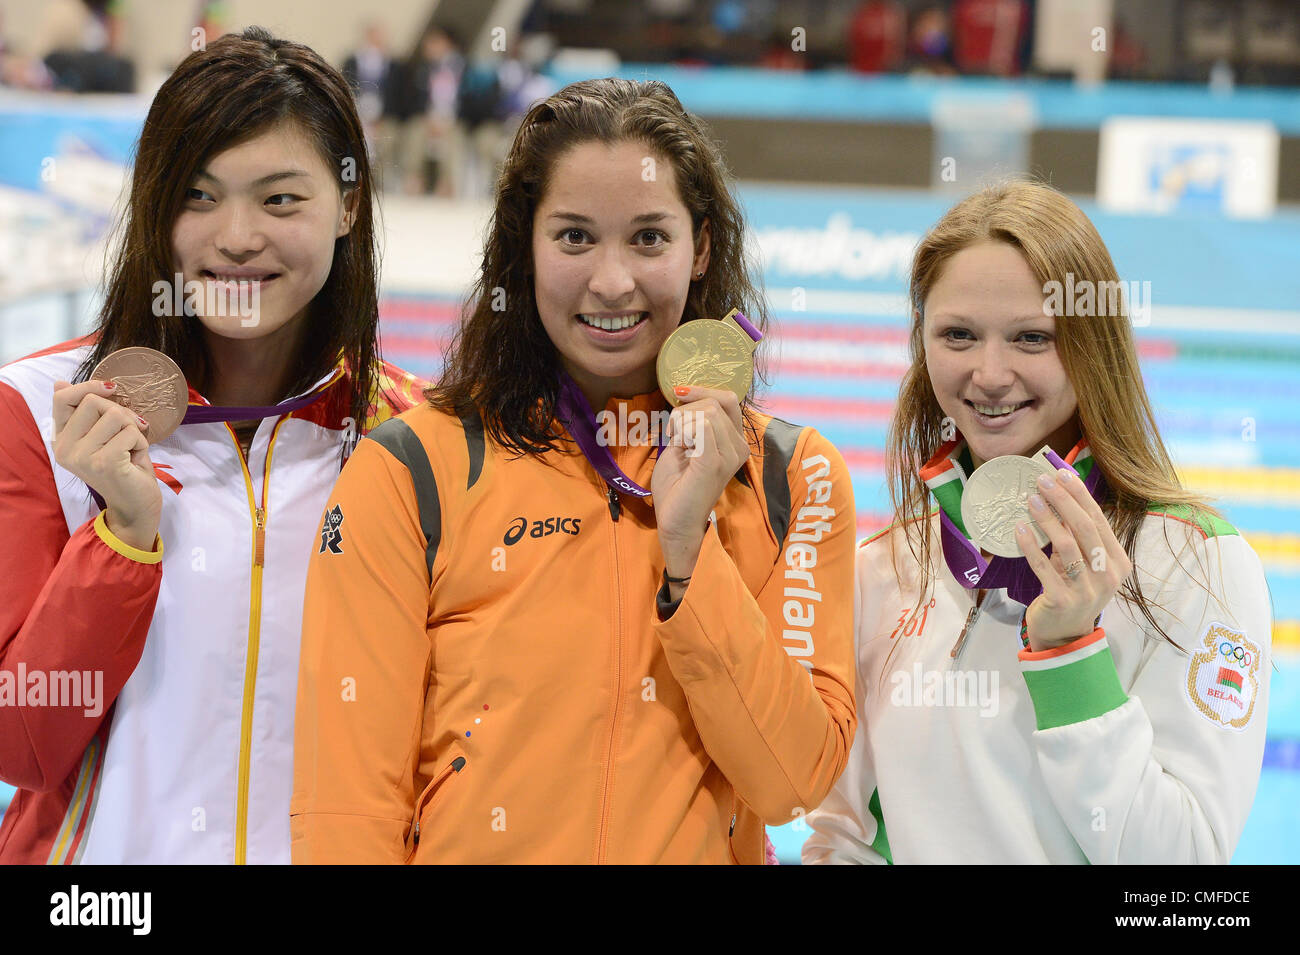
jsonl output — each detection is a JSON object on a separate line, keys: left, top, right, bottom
{"left": 232, "top": 417, "right": 288, "bottom": 865}
{"left": 596, "top": 483, "right": 623, "bottom": 862}
{"left": 727, "top": 791, "right": 741, "bottom": 864}
{"left": 410, "top": 755, "right": 467, "bottom": 852}
{"left": 950, "top": 589, "right": 987, "bottom": 660}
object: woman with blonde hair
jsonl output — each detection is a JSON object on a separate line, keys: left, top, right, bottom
{"left": 804, "top": 179, "right": 1271, "bottom": 864}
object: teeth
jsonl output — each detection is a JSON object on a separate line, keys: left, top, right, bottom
{"left": 579, "top": 313, "right": 643, "bottom": 331}
{"left": 973, "top": 402, "right": 1026, "bottom": 416}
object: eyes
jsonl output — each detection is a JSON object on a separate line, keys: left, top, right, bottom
{"left": 555, "top": 228, "right": 669, "bottom": 250}
{"left": 185, "top": 188, "right": 303, "bottom": 209}
{"left": 940, "top": 327, "right": 1053, "bottom": 348}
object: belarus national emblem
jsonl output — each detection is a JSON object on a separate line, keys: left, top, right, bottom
{"left": 319, "top": 504, "right": 345, "bottom": 555}
{"left": 1185, "top": 622, "right": 1260, "bottom": 731}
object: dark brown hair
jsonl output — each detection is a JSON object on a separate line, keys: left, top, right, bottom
{"left": 426, "top": 77, "right": 770, "bottom": 455}
{"left": 74, "top": 25, "right": 383, "bottom": 430}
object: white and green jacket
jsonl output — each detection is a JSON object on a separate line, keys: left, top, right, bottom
{"left": 804, "top": 437, "right": 1272, "bottom": 864}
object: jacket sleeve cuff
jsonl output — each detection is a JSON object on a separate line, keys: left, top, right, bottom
{"left": 655, "top": 571, "right": 686, "bottom": 623}
{"left": 1017, "top": 629, "right": 1128, "bottom": 730}
{"left": 94, "top": 509, "right": 163, "bottom": 564}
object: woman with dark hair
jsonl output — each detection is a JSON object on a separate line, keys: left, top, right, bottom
{"left": 804, "top": 180, "right": 1271, "bottom": 864}
{"left": 291, "top": 78, "right": 857, "bottom": 863}
{"left": 0, "top": 26, "right": 427, "bottom": 863}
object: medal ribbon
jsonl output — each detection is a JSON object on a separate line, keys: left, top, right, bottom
{"left": 86, "top": 387, "right": 335, "bottom": 514}
{"left": 180, "top": 391, "right": 328, "bottom": 424}
{"left": 554, "top": 312, "right": 763, "bottom": 499}
{"left": 939, "top": 447, "right": 1109, "bottom": 607}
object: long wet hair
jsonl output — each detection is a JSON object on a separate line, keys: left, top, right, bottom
{"left": 426, "top": 77, "right": 770, "bottom": 455}
{"left": 74, "top": 25, "right": 384, "bottom": 430}
{"left": 886, "top": 179, "right": 1224, "bottom": 648}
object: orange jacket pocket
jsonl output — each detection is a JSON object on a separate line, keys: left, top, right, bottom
{"left": 405, "top": 753, "right": 467, "bottom": 861}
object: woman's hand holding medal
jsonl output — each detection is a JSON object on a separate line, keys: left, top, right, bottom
{"left": 1016, "top": 468, "right": 1132, "bottom": 651}
{"left": 49, "top": 346, "right": 187, "bottom": 551}
{"left": 53, "top": 378, "right": 162, "bottom": 551}
{"left": 652, "top": 385, "right": 750, "bottom": 587}
{"left": 648, "top": 309, "right": 762, "bottom": 595}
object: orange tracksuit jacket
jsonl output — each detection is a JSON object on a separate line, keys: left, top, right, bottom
{"left": 290, "top": 391, "right": 856, "bottom": 863}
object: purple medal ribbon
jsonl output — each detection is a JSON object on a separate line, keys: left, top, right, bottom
{"left": 554, "top": 311, "right": 763, "bottom": 499}
{"left": 939, "top": 447, "right": 1109, "bottom": 607}
{"left": 180, "top": 390, "right": 327, "bottom": 424}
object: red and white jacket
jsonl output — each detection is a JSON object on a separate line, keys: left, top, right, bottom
{"left": 0, "top": 335, "right": 428, "bottom": 863}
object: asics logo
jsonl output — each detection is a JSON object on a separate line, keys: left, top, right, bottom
{"left": 503, "top": 515, "right": 582, "bottom": 546}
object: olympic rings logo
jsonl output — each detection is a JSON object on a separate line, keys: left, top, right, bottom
{"left": 1219, "top": 642, "right": 1252, "bottom": 666}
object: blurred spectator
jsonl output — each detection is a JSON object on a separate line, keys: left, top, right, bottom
{"left": 759, "top": 27, "right": 807, "bottom": 71}
{"left": 0, "top": 9, "right": 55, "bottom": 90}
{"left": 456, "top": 57, "right": 504, "bottom": 198}
{"left": 457, "top": 35, "right": 556, "bottom": 200}
{"left": 711, "top": 0, "right": 748, "bottom": 35}
{"left": 905, "top": 5, "right": 956, "bottom": 75}
{"left": 425, "top": 27, "right": 465, "bottom": 198}
{"left": 848, "top": 0, "right": 907, "bottom": 74}
{"left": 343, "top": 21, "right": 391, "bottom": 124}
{"left": 380, "top": 26, "right": 463, "bottom": 196}
{"left": 343, "top": 20, "right": 391, "bottom": 165}
{"left": 378, "top": 38, "right": 426, "bottom": 195}
{"left": 195, "top": 0, "right": 228, "bottom": 46}
{"left": 951, "top": 0, "right": 1030, "bottom": 77}
{"left": 39, "top": 0, "right": 133, "bottom": 93}
{"left": 1106, "top": 21, "right": 1148, "bottom": 81}
{"left": 498, "top": 36, "right": 555, "bottom": 121}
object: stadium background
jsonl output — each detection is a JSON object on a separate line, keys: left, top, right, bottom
{"left": 0, "top": 0, "right": 1296, "bottom": 863}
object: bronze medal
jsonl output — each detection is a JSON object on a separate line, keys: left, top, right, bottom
{"left": 89, "top": 347, "right": 190, "bottom": 444}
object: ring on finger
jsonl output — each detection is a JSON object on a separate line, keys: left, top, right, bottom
{"left": 1063, "top": 559, "right": 1086, "bottom": 580}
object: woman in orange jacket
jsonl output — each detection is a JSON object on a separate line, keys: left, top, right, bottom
{"left": 291, "top": 78, "right": 858, "bottom": 864}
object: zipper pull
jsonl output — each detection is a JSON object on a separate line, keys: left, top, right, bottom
{"left": 413, "top": 757, "right": 467, "bottom": 845}
{"left": 607, "top": 485, "right": 621, "bottom": 522}
{"left": 729, "top": 814, "right": 737, "bottom": 837}
{"left": 950, "top": 599, "right": 981, "bottom": 659}
{"left": 254, "top": 507, "right": 266, "bottom": 567}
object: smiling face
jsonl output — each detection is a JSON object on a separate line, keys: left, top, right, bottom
{"left": 171, "top": 119, "right": 355, "bottom": 344}
{"left": 922, "top": 239, "right": 1080, "bottom": 469}
{"left": 530, "top": 139, "right": 710, "bottom": 405}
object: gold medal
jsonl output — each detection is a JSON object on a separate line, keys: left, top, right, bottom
{"left": 89, "top": 347, "right": 190, "bottom": 444}
{"left": 656, "top": 309, "right": 758, "bottom": 407}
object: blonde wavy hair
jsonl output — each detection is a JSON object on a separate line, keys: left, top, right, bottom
{"left": 886, "top": 179, "right": 1221, "bottom": 646}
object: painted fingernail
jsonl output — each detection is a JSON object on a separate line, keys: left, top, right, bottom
{"left": 136, "top": 415, "right": 149, "bottom": 428}
{"left": 1015, "top": 523, "right": 1028, "bottom": 535}
{"left": 1037, "top": 474, "right": 1056, "bottom": 490}
{"left": 103, "top": 381, "right": 116, "bottom": 390}
{"left": 1028, "top": 493, "right": 1044, "bottom": 510}
{"left": 1058, "top": 467, "right": 1076, "bottom": 481}
{"left": 673, "top": 386, "right": 690, "bottom": 396}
